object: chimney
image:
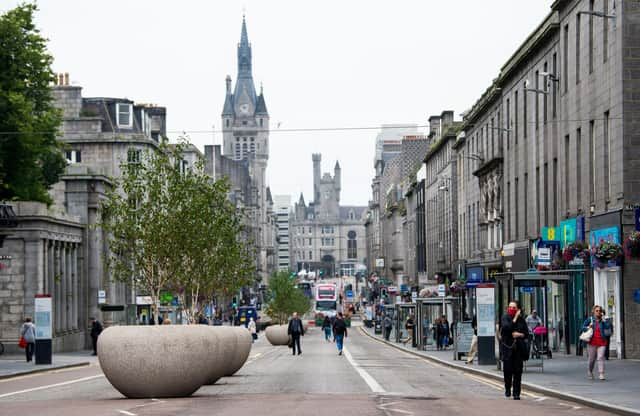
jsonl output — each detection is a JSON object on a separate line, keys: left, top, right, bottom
{"left": 440, "top": 110, "right": 454, "bottom": 130}
{"left": 64, "top": 72, "right": 69, "bottom": 86}
{"left": 428, "top": 115, "right": 441, "bottom": 139}
{"left": 58, "top": 73, "right": 64, "bottom": 86}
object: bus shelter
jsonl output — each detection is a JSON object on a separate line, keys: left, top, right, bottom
{"left": 415, "top": 297, "right": 461, "bottom": 351}
{"left": 394, "top": 303, "right": 416, "bottom": 346}
{"left": 494, "top": 269, "right": 586, "bottom": 355}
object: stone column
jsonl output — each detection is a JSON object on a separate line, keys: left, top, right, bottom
{"left": 54, "top": 241, "right": 61, "bottom": 334}
{"left": 61, "top": 242, "right": 68, "bottom": 332}
{"left": 72, "top": 244, "right": 79, "bottom": 330}
{"left": 42, "top": 239, "right": 48, "bottom": 295}
{"left": 66, "top": 242, "right": 72, "bottom": 332}
{"left": 47, "top": 241, "right": 54, "bottom": 296}
{"left": 23, "top": 239, "right": 43, "bottom": 319}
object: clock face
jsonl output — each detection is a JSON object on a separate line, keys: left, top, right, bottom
{"left": 239, "top": 103, "right": 249, "bottom": 114}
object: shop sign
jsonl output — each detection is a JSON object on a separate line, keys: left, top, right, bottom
{"left": 136, "top": 296, "right": 153, "bottom": 305}
{"left": 559, "top": 218, "right": 578, "bottom": 248}
{"left": 541, "top": 226, "right": 561, "bottom": 242}
{"left": 589, "top": 226, "right": 621, "bottom": 247}
{"left": 636, "top": 208, "right": 640, "bottom": 232}
{"left": 466, "top": 267, "right": 483, "bottom": 288}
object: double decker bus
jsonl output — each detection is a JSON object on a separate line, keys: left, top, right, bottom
{"left": 315, "top": 283, "right": 337, "bottom": 317}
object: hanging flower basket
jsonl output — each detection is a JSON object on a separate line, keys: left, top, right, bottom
{"left": 592, "top": 241, "right": 624, "bottom": 269}
{"left": 563, "top": 241, "right": 590, "bottom": 263}
{"left": 624, "top": 231, "right": 640, "bottom": 259}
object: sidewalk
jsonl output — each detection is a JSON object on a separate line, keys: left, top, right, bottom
{"left": 0, "top": 350, "right": 95, "bottom": 380}
{"left": 361, "top": 324, "right": 640, "bottom": 416}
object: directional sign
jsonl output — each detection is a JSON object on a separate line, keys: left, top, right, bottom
{"left": 437, "top": 284, "right": 446, "bottom": 297}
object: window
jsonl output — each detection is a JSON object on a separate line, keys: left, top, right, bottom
{"left": 576, "top": 128, "right": 582, "bottom": 210}
{"left": 514, "top": 91, "right": 519, "bottom": 143}
{"left": 553, "top": 158, "right": 558, "bottom": 225}
{"left": 347, "top": 231, "right": 357, "bottom": 259}
{"left": 242, "top": 120, "right": 247, "bottom": 126}
{"left": 309, "top": 251, "right": 312, "bottom": 261}
{"left": 544, "top": 162, "right": 549, "bottom": 226}
{"left": 523, "top": 83, "right": 527, "bottom": 139}
{"left": 127, "top": 148, "right": 140, "bottom": 164}
{"left": 506, "top": 98, "right": 511, "bottom": 150}
{"left": 589, "top": 0, "right": 594, "bottom": 73}
{"left": 65, "top": 150, "right": 81, "bottom": 164}
{"left": 603, "top": 0, "right": 609, "bottom": 62}
{"left": 226, "top": 119, "right": 230, "bottom": 127}
{"left": 117, "top": 103, "right": 132, "bottom": 127}
{"left": 536, "top": 167, "right": 540, "bottom": 231}
{"left": 524, "top": 173, "right": 528, "bottom": 237}
{"left": 564, "top": 24, "right": 569, "bottom": 93}
{"left": 515, "top": 177, "right": 519, "bottom": 238}
{"left": 535, "top": 70, "right": 539, "bottom": 131}
{"left": 604, "top": 111, "right": 610, "bottom": 201}
{"left": 507, "top": 181, "right": 511, "bottom": 241}
{"left": 565, "top": 135, "right": 570, "bottom": 213}
{"left": 552, "top": 53, "right": 557, "bottom": 118}
{"left": 576, "top": 13, "right": 581, "bottom": 84}
{"left": 590, "top": 120, "right": 596, "bottom": 202}
{"left": 543, "top": 62, "right": 548, "bottom": 124}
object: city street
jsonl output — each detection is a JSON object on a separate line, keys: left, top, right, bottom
{"left": 0, "top": 323, "right": 610, "bottom": 416}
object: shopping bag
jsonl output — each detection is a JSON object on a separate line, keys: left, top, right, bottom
{"left": 18, "top": 336, "right": 27, "bottom": 349}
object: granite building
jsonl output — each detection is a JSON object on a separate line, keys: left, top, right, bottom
{"left": 291, "top": 154, "right": 366, "bottom": 277}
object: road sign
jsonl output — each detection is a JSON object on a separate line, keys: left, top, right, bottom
{"left": 346, "top": 290, "right": 353, "bottom": 298}
{"left": 98, "top": 290, "right": 106, "bottom": 304}
{"left": 437, "top": 284, "right": 446, "bottom": 297}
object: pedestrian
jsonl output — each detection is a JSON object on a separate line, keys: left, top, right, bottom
{"left": 525, "top": 309, "right": 542, "bottom": 333}
{"left": 582, "top": 305, "right": 613, "bottom": 380}
{"left": 440, "top": 315, "right": 450, "bottom": 349}
{"left": 383, "top": 314, "right": 393, "bottom": 341}
{"left": 466, "top": 315, "right": 478, "bottom": 364}
{"left": 403, "top": 314, "right": 415, "bottom": 345}
{"left": 287, "top": 311, "right": 304, "bottom": 355}
{"left": 248, "top": 317, "right": 257, "bottom": 342}
{"left": 500, "top": 300, "right": 529, "bottom": 400}
{"left": 198, "top": 314, "right": 209, "bottom": 325}
{"left": 162, "top": 318, "right": 172, "bottom": 325}
{"left": 20, "top": 317, "right": 36, "bottom": 362}
{"left": 89, "top": 317, "right": 103, "bottom": 356}
{"left": 333, "top": 312, "right": 348, "bottom": 355}
{"left": 321, "top": 316, "right": 332, "bottom": 342}
{"left": 330, "top": 314, "right": 337, "bottom": 341}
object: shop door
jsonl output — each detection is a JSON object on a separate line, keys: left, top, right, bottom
{"left": 593, "top": 268, "right": 622, "bottom": 359}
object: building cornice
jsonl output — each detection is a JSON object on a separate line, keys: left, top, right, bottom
{"left": 472, "top": 156, "right": 504, "bottom": 178}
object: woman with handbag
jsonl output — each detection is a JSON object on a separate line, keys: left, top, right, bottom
{"left": 500, "top": 300, "right": 529, "bottom": 400}
{"left": 20, "top": 317, "right": 36, "bottom": 362}
{"left": 581, "top": 305, "right": 612, "bottom": 380}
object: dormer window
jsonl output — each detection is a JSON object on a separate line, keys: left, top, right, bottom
{"left": 117, "top": 103, "right": 132, "bottom": 128}
{"left": 65, "top": 150, "right": 81, "bottom": 163}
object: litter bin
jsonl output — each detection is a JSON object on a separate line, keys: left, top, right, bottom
{"left": 374, "top": 319, "right": 382, "bottom": 334}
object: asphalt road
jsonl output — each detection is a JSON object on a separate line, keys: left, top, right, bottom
{"left": 0, "top": 323, "right": 611, "bottom": 416}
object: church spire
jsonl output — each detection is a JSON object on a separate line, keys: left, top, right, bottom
{"left": 237, "top": 15, "right": 252, "bottom": 78}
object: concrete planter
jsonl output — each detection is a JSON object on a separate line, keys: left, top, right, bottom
{"left": 224, "top": 327, "right": 252, "bottom": 376}
{"left": 265, "top": 324, "right": 289, "bottom": 345}
{"left": 98, "top": 326, "right": 213, "bottom": 398}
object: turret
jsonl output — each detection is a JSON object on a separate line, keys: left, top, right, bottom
{"left": 312, "top": 154, "right": 321, "bottom": 204}
{"left": 334, "top": 161, "right": 341, "bottom": 202}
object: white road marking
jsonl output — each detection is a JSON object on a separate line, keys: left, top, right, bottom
{"left": 343, "top": 347, "right": 386, "bottom": 393}
{"left": 117, "top": 410, "right": 137, "bottom": 416}
{"left": 535, "top": 397, "right": 547, "bottom": 402}
{"left": 0, "top": 374, "right": 104, "bottom": 398}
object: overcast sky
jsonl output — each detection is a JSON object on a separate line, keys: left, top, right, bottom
{"left": 5, "top": 1, "right": 552, "bottom": 206}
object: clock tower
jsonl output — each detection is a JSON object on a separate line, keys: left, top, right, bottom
{"left": 221, "top": 16, "right": 272, "bottom": 282}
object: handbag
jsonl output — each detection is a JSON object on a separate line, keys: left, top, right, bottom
{"left": 18, "top": 336, "right": 27, "bottom": 349}
{"left": 287, "top": 335, "right": 293, "bottom": 348}
{"left": 579, "top": 327, "right": 593, "bottom": 343}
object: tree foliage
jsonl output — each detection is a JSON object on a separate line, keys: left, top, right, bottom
{"left": 265, "top": 271, "right": 310, "bottom": 324}
{"left": 0, "top": 3, "right": 66, "bottom": 203}
{"left": 99, "top": 141, "right": 254, "bottom": 323}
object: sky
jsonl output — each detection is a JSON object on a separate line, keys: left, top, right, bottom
{"left": 4, "top": 1, "right": 552, "bottom": 206}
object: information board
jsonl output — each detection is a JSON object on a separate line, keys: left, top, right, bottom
{"left": 34, "top": 296, "right": 52, "bottom": 340}
{"left": 455, "top": 321, "right": 475, "bottom": 354}
{"left": 476, "top": 287, "right": 495, "bottom": 337}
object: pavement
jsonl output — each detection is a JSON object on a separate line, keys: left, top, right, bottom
{"left": 0, "top": 350, "right": 95, "bottom": 380}
{"left": 361, "top": 321, "right": 640, "bottom": 416}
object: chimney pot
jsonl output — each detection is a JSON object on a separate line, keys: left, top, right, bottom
{"left": 64, "top": 72, "right": 69, "bottom": 85}
{"left": 58, "top": 73, "right": 64, "bottom": 85}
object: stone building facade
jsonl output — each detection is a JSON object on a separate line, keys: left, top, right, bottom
{"left": 291, "top": 154, "right": 366, "bottom": 277}
{"left": 0, "top": 75, "right": 168, "bottom": 352}
{"left": 454, "top": 0, "right": 640, "bottom": 359}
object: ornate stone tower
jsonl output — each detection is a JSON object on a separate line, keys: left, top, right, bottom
{"left": 221, "top": 16, "right": 271, "bottom": 281}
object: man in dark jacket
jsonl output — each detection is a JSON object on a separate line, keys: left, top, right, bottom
{"left": 89, "top": 317, "right": 103, "bottom": 356}
{"left": 287, "top": 312, "right": 304, "bottom": 355}
{"left": 333, "top": 312, "right": 348, "bottom": 355}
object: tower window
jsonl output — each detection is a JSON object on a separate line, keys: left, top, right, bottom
{"left": 242, "top": 121, "right": 248, "bottom": 126}
{"left": 260, "top": 119, "right": 263, "bottom": 127}
{"left": 226, "top": 119, "right": 230, "bottom": 127}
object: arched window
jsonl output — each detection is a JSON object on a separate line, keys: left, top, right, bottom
{"left": 347, "top": 230, "right": 357, "bottom": 259}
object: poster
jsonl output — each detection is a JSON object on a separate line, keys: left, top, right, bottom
{"left": 35, "top": 296, "right": 52, "bottom": 340}
{"left": 476, "top": 287, "right": 495, "bottom": 336}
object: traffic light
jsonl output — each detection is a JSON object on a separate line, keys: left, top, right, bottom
{"left": 232, "top": 296, "right": 237, "bottom": 309}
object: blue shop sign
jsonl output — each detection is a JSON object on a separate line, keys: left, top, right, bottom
{"left": 635, "top": 208, "right": 640, "bottom": 232}
{"left": 466, "top": 267, "right": 484, "bottom": 287}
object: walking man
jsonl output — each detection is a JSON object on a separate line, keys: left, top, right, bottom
{"left": 287, "top": 312, "right": 305, "bottom": 355}
{"left": 466, "top": 315, "right": 478, "bottom": 364}
{"left": 89, "top": 317, "right": 103, "bottom": 356}
{"left": 334, "top": 312, "right": 348, "bottom": 355}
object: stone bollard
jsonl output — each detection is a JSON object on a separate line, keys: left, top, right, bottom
{"left": 98, "top": 326, "right": 212, "bottom": 398}
{"left": 265, "top": 324, "right": 289, "bottom": 345}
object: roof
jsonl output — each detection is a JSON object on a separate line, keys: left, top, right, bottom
{"left": 255, "top": 92, "right": 268, "bottom": 115}
{"left": 339, "top": 206, "right": 367, "bottom": 221}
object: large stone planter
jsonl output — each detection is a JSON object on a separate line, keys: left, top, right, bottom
{"left": 265, "top": 324, "right": 289, "bottom": 345}
{"left": 98, "top": 326, "right": 213, "bottom": 398}
{"left": 224, "top": 327, "right": 252, "bottom": 376}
